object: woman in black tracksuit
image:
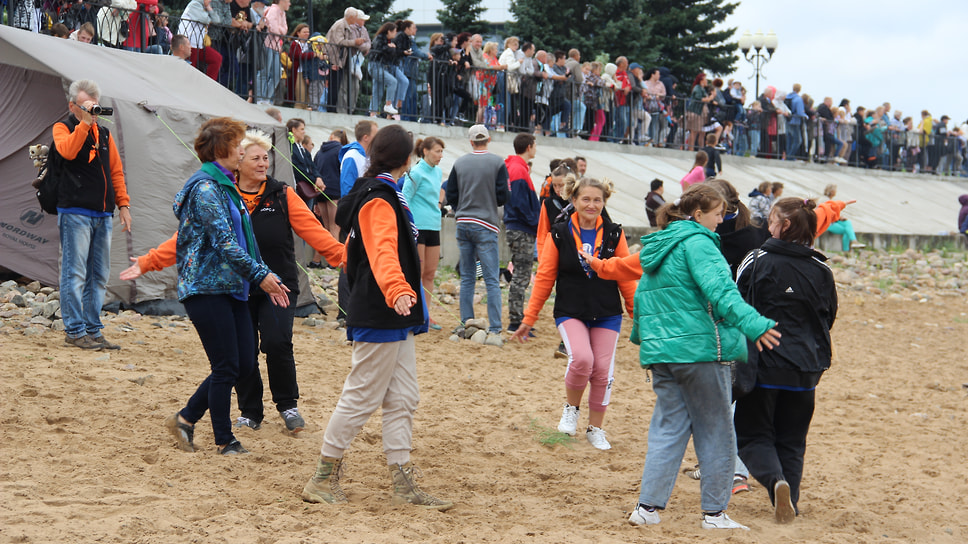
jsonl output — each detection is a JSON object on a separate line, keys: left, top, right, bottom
{"left": 734, "top": 197, "right": 837, "bottom": 525}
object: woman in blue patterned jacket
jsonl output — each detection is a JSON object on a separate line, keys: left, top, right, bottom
{"left": 164, "top": 117, "right": 290, "bottom": 456}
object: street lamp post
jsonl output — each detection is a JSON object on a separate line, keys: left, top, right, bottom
{"left": 738, "top": 30, "right": 778, "bottom": 98}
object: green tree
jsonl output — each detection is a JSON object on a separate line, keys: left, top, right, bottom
{"left": 508, "top": 0, "right": 654, "bottom": 67}
{"left": 641, "top": 0, "right": 739, "bottom": 86}
{"left": 437, "top": 0, "right": 490, "bottom": 34}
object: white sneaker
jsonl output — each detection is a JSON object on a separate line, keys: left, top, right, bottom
{"left": 701, "top": 511, "right": 749, "bottom": 530}
{"left": 628, "top": 505, "right": 661, "bottom": 526}
{"left": 585, "top": 425, "right": 611, "bottom": 450}
{"left": 557, "top": 404, "right": 579, "bottom": 435}
{"left": 383, "top": 103, "right": 399, "bottom": 115}
{"left": 774, "top": 480, "right": 796, "bottom": 524}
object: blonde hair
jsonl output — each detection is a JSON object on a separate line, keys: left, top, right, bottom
{"left": 503, "top": 36, "right": 519, "bottom": 50}
{"left": 565, "top": 176, "right": 614, "bottom": 202}
{"left": 240, "top": 129, "right": 272, "bottom": 152}
{"left": 823, "top": 184, "right": 837, "bottom": 199}
{"left": 483, "top": 41, "right": 498, "bottom": 56}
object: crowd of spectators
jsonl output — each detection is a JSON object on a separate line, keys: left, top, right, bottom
{"left": 10, "top": 0, "right": 968, "bottom": 176}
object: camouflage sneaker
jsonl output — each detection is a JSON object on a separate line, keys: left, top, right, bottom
{"left": 302, "top": 456, "right": 348, "bottom": 504}
{"left": 389, "top": 462, "right": 454, "bottom": 511}
{"left": 65, "top": 334, "right": 103, "bottom": 350}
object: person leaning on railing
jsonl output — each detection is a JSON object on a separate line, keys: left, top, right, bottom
{"left": 254, "top": 0, "right": 288, "bottom": 104}
{"left": 178, "top": 0, "right": 223, "bottom": 80}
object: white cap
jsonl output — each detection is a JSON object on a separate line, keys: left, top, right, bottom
{"left": 468, "top": 124, "right": 489, "bottom": 142}
{"left": 356, "top": 9, "right": 370, "bottom": 20}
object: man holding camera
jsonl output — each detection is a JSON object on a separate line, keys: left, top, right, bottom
{"left": 53, "top": 79, "right": 132, "bottom": 350}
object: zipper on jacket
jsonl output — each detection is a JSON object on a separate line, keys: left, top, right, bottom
{"left": 707, "top": 302, "right": 723, "bottom": 363}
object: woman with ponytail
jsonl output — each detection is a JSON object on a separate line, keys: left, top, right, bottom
{"left": 582, "top": 183, "right": 780, "bottom": 530}
{"left": 302, "top": 125, "right": 452, "bottom": 511}
{"left": 733, "top": 197, "right": 837, "bottom": 524}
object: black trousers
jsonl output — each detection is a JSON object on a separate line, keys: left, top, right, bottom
{"left": 235, "top": 291, "right": 298, "bottom": 422}
{"left": 734, "top": 386, "right": 815, "bottom": 512}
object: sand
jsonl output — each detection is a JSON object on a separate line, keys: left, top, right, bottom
{"left": 2, "top": 288, "right": 968, "bottom": 544}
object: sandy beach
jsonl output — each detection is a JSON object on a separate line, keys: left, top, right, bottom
{"left": 2, "top": 258, "right": 968, "bottom": 543}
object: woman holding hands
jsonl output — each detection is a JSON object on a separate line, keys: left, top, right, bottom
{"left": 511, "top": 177, "right": 637, "bottom": 451}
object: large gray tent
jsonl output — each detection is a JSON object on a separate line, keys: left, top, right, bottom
{"left": 0, "top": 25, "right": 315, "bottom": 309}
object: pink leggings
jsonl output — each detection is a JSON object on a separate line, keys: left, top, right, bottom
{"left": 557, "top": 319, "right": 620, "bottom": 413}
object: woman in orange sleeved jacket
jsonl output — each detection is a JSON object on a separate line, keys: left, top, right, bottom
{"left": 121, "top": 130, "right": 343, "bottom": 433}
{"left": 511, "top": 177, "right": 636, "bottom": 451}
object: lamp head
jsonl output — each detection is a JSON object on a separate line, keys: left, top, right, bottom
{"left": 764, "top": 31, "right": 778, "bottom": 54}
{"left": 751, "top": 30, "right": 765, "bottom": 50}
{"left": 738, "top": 30, "right": 752, "bottom": 53}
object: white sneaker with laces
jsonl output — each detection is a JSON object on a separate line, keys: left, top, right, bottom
{"left": 585, "top": 425, "right": 611, "bottom": 450}
{"left": 628, "top": 505, "right": 661, "bottom": 526}
{"left": 557, "top": 404, "right": 579, "bottom": 435}
{"left": 383, "top": 104, "right": 399, "bottom": 115}
{"left": 701, "top": 511, "right": 749, "bottom": 530}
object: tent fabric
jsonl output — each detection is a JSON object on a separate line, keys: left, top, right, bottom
{"left": 0, "top": 25, "right": 312, "bottom": 309}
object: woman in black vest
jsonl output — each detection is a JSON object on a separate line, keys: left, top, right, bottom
{"left": 511, "top": 177, "right": 637, "bottom": 450}
{"left": 122, "top": 130, "right": 344, "bottom": 435}
{"left": 301, "top": 124, "right": 452, "bottom": 510}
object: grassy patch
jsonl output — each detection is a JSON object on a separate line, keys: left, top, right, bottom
{"left": 529, "top": 417, "right": 577, "bottom": 449}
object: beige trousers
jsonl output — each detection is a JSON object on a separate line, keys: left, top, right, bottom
{"left": 320, "top": 333, "right": 419, "bottom": 466}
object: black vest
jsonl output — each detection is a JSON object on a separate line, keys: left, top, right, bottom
{"left": 550, "top": 218, "right": 624, "bottom": 321}
{"left": 55, "top": 115, "right": 117, "bottom": 212}
{"left": 249, "top": 176, "right": 299, "bottom": 295}
{"left": 339, "top": 178, "right": 424, "bottom": 330}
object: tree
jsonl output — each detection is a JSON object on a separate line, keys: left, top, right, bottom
{"left": 509, "top": 0, "right": 737, "bottom": 91}
{"left": 508, "top": 0, "right": 655, "bottom": 68}
{"left": 437, "top": 0, "right": 490, "bottom": 35}
{"left": 641, "top": 0, "right": 739, "bottom": 86}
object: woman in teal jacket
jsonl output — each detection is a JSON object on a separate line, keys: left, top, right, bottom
{"left": 585, "top": 183, "right": 780, "bottom": 531}
{"left": 401, "top": 136, "right": 445, "bottom": 329}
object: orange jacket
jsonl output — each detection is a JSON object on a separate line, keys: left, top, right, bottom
{"left": 815, "top": 200, "right": 847, "bottom": 237}
{"left": 523, "top": 214, "right": 636, "bottom": 327}
{"left": 52, "top": 120, "right": 130, "bottom": 207}
{"left": 356, "top": 198, "right": 417, "bottom": 308}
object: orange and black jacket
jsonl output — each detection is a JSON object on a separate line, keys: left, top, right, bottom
{"left": 52, "top": 115, "right": 129, "bottom": 212}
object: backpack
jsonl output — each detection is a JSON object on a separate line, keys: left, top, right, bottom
{"left": 32, "top": 139, "right": 61, "bottom": 215}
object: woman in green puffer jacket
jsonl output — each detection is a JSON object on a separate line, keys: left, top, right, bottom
{"left": 583, "top": 183, "right": 780, "bottom": 531}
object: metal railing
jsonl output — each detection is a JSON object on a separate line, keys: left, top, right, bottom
{"left": 8, "top": 4, "right": 967, "bottom": 176}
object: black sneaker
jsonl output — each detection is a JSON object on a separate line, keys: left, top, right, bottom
{"left": 165, "top": 413, "right": 195, "bottom": 453}
{"left": 280, "top": 408, "right": 305, "bottom": 432}
{"left": 307, "top": 261, "right": 324, "bottom": 269}
{"left": 554, "top": 341, "right": 569, "bottom": 359}
{"left": 91, "top": 334, "right": 121, "bottom": 350}
{"left": 234, "top": 416, "right": 261, "bottom": 430}
{"left": 218, "top": 439, "right": 249, "bottom": 455}
{"left": 65, "top": 334, "right": 103, "bottom": 350}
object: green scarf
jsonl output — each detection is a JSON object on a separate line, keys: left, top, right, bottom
{"left": 200, "top": 161, "right": 258, "bottom": 261}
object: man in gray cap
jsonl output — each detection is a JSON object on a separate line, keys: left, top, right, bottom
{"left": 445, "top": 125, "right": 509, "bottom": 341}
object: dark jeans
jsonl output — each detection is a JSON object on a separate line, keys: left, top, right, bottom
{"left": 235, "top": 291, "right": 298, "bottom": 422}
{"left": 180, "top": 295, "right": 256, "bottom": 446}
{"left": 734, "top": 386, "right": 816, "bottom": 512}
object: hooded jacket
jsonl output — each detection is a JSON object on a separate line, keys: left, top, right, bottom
{"left": 628, "top": 220, "right": 774, "bottom": 367}
{"left": 958, "top": 195, "right": 968, "bottom": 233}
{"left": 339, "top": 141, "right": 367, "bottom": 200}
{"left": 736, "top": 238, "right": 837, "bottom": 388}
{"left": 172, "top": 167, "right": 271, "bottom": 302}
{"left": 503, "top": 154, "right": 540, "bottom": 235}
{"left": 313, "top": 139, "right": 343, "bottom": 199}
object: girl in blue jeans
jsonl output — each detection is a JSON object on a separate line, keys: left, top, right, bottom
{"left": 368, "top": 23, "right": 409, "bottom": 115}
{"left": 585, "top": 184, "right": 780, "bottom": 531}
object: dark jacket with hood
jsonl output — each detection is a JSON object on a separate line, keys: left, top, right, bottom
{"left": 313, "top": 139, "right": 343, "bottom": 199}
{"left": 736, "top": 238, "right": 837, "bottom": 389}
{"left": 957, "top": 194, "right": 968, "bottom": 233}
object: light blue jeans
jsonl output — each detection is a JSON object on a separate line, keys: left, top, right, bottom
{"left": 58, "top": 212, "right": 112, "bottom": 339}
{"left": 637, "top": 362, "right": 735, "bottom": 513}
{"left": 456, "top": 223, "right": 502, "bottom": 333}
{"left": 368, "top": 62, "right": 408, "bottom": 111}
{"left": 572, "top": 100, "right": 586, "bottom": 133}
{"left": 256, "top": 48, "right": 281, "bottom": 102}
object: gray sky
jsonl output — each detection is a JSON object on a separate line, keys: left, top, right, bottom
{"left": 720, "top": 0, "right": 967, "bottom": 123}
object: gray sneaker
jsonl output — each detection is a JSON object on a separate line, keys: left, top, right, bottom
{"left": 65, "top": 334, "right": 103, "bottom": 350}
{"left": 280, "top": 408, "right": 305, "bottom": 432}
{"left": 91, "top": 334, "right": 120, "bottom": 350}
{"left": 234, "top": 417, "right": 261, "bottom": 430}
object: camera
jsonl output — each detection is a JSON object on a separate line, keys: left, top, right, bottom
{"left": 79, "top": 103, "right": 114, "bottom": 116}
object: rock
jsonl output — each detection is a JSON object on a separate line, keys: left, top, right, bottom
{"left": 51, "top": 319, "right": 65, "bottom": 331}
{"left": 40, "top": 287, "right": 54, "bottom": 295}
{"left": 449, "top": 334, "right": 461, "bottom": 342}
{"left": 473, "top": 294, "right": 483, "bottom": 304}
{"left": 0, "top": 280, "right": 17, "bottom": 290}
{"left": 46, "top": 291, "right": 59, "bottom": 302}
{"left": 25, "top": 281, "right": 41, "bottom": 293}
{"left": 29, "top": 316, "right": 52, "bottom": 327}
{"left": 11, "top": 294, "right": 26, "bottom": 307}
{"left": 301, "top": 317, "right": 317, "bottom": 327}
{"left": 128, "top": 375, "right": 154, "bottom": 386}
{"left": 439, "top": 295, "right": 455, "bottom": 305}
{"left": 0, "top": 310, "right": 18, "bottom": 318}
{"left": 438, "top": 281, "right": 459, "bottom": 296}
{"left": 465, "top": 317, "right": 488, "bottom": 329}
{"left": 30, "top": 304, "right": 45, "bottom": 317}
{"left": 151, "top": 322, "right": 163, "bottom": 328}
{"left": 470, "top": 329, "right": 487, "bottom": 344}
{"left": 172, "top": 348, "right": 184, "bottom": 355}
{"left": 22, "top": 326, "right": 45, "bottom": 336}
{"left": 43, "top": 301, "right": 59, "bottom": 319}
{"left": 484, "top": 333, "right": 504, "bottom": 347}
{"left": 629, "top": 243, "right": 642, "bottom": 253}
{"left": 833, "top": 269, "right": 858, "bottom": 284}
{"left": 462, "top": 325, "right": 481, "bottom": 339}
